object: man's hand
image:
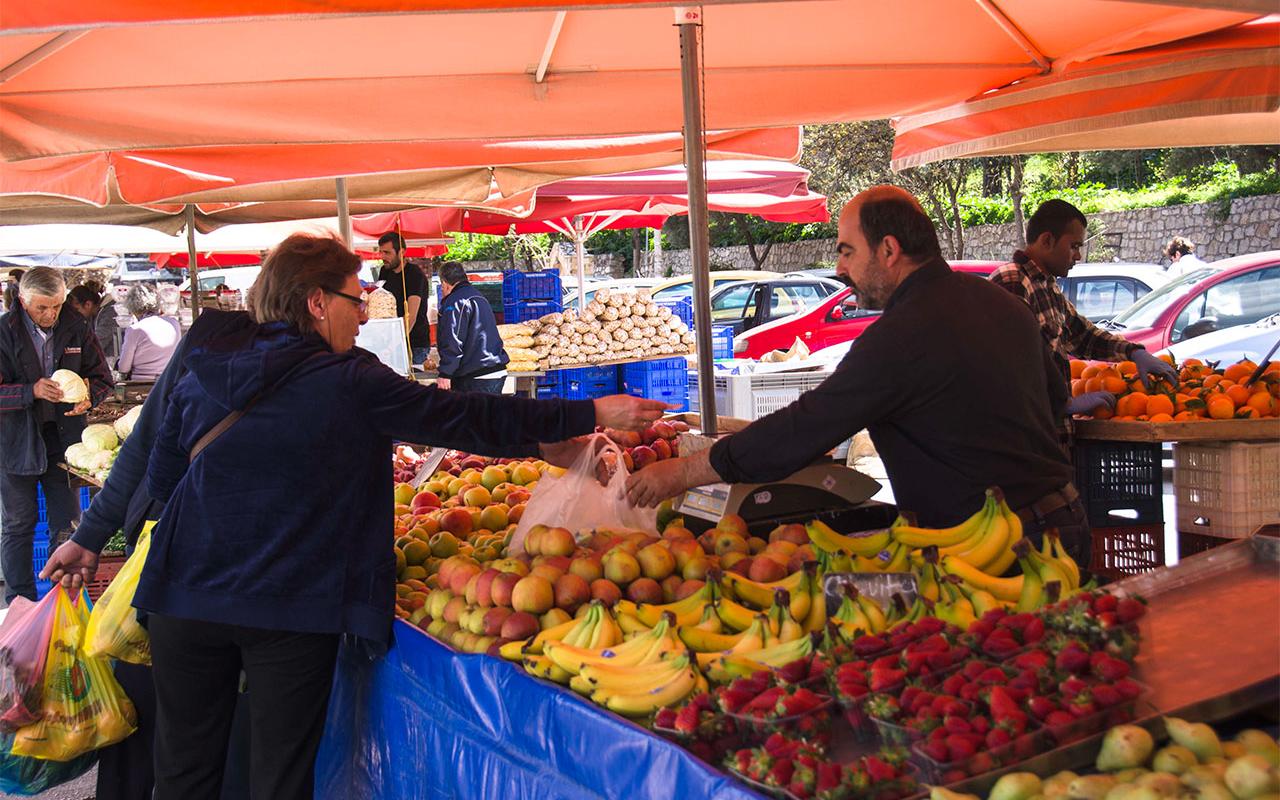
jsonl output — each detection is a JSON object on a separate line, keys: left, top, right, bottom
{"left": 1066, "top": 391, "right": 1117, "bottom": 417}
{"left": 39, "top": 540, "right": 99, "bottom": 591}
{"left": 539, "top": 436, "right": 591, "bottom": 468}
{"left": 65, "top": 399, "right": 90, "bottom": 416}
{"left": 625, "top": 449, "right": 721, "bottom": 507}
{"left": 32, "top": 378, "right": 63, "bottom": 403}
{"left": 435, "top": 377, "right": 451, "bottom": 390}
{"left": 1132, "top": 349, "right": 1178, "bottom": 390}
{"left": 593, "top": 395, "right": 670, "bottom": 431}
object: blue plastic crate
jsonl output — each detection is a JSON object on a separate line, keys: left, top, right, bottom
{"left": 33, "top": 535, "right": 52, "bottom": 599}
{"left": 621, "top": 358, "right": 689, "bottom": 397}
{"left": 503, "top": 269, "right": 562, "bottom": 303}
{"left": 560, "top": 366, "right": 618, "bottom": 400}
{"left": 35, "top": 485, "right": 94, "bottom": 525}
{"left": 711, "top": 325, "right": 735, "bottom": 360}
{"left": 502, "top": 299, "right": 562, "bottom": 324}
{"left": 628, "top": 382, "right": 688, "bottom": 412}
{"left": 658, "top": 297, "right": 694, "bottom": 329}
{"left": 534, "top": 374, "right": 561, "bottom": 400}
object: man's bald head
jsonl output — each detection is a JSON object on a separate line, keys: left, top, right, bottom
{"left": 835, "top": 185, "right": 942, "bottom": 310}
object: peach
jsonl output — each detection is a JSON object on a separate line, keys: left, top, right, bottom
{"left": 697, "top": 530, "right": 718, "bottom": 555}
{"left": 747, "top": 536, "right": 767, "bottom": 554}
{"left": 511, "top": 575, "right": 554, "bottom": 615}
{"left": 589, "top": 579, "right": 622, "bottom": 607}
{"left": 538, "top": 527, "right": 575, "bottom": 558}
{"left": 554, "top": 573, "right": 591, "bottom": 613}
{"left": 489, "top": 572, "right": 521, "bottom": 607}
{"left": 769, "top": 523, "right": 809, "bottom": 545}
{"left": 631, "top": 445, "right": 658, "bottom": 470}
{"left": 479, "top": 505, "right": 509, "bottom": 532}
{"left": 442, "top": 595, "right": 467, "bottom": 625}
{"left": 626, "top": 577, "right": 664, "bottom": 604}
{"left": 651, "top": 438, "right": 672, "bottom": 460}
{"left": 480, "top": 465, "right": 509, "bottom": 491}
{"left": 668, "top": 538, "right": 702, "bottom": 570}
{"left": 530, "top": 564, "right": 564, "bottom": 585}
{"left": 473, "top": 568, "right": 501, "bottom": 608}
{"left": 660, "top": 574, "right": 684, "bottom": 603}
{"left": 602, "top": 548, "right": 641, "bottom": 586}
{"left": 500, "top": 611, "right": 540, "bottom": 641}
{"left": 523, "top": 524, "right": 549, "bottom": 556}
{"left": 652, "top": 420, "right": 676, "bottom": 440}
{"left": 749, "top": 557, "right": 788, "bottom": 583}
{"left": 446, "top": 562, "right": 481, "bottom": 595}
{"left": 540, "top": 555, "right": 573, "bottom": 573}
{"left": 439, "top": 507, "right": 474, "bottom": 538}
{"left": 540, "top": 608, "right": 572, "bottom": 629}
{"left": 714, "top": 532, "right": 749, "bottom": 556}
{"left": 675, "top": 579, "right": 705, "bottom": 600}
{"left": 568, "top": 556, "right": 603, "bottom": 583}
{"left": 507, "top": 503, "right": 526, "bottom": 525}
{"left": 662, "top": 525, "right": 696, "bottom": 542}
{"left": 637, "top": 542, "right": 676, "bottom": 581}
{"left": 718, "top": 514, "right": 750, "bottom": 539}
{"left": 682, "top": 556, "right": 711, "bottom": 581}
{"left": 482, "top": 607, "right": 513, "bottom": 637}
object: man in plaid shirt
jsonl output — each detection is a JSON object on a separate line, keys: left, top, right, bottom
{"left": 990, "top": 199, "right": 1177, "bottom": 417}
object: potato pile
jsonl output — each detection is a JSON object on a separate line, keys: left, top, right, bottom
{"left": 499, "top": 289, "right": 695, "bottom": 372}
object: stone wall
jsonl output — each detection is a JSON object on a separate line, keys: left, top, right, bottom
{"left": 961, "top": 194, "right": 1280, "bottom": 263}
{"left": 642, "top": 238, "right": 837, "bottom": 276}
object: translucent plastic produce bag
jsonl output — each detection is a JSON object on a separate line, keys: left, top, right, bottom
{"left": 10, "top": 588, "right": 137, "bottom": 761}
{"left": 0, "top": 591, "right": 58, "bottom": 733}
{"left": 0, "top": 731, "right": 95, "bottom": 796}
{"left": 508, "top": 433, "right": 656, "bottom": 554}
{"left": 83, "top": 523, "right": 153, "bottom": 665}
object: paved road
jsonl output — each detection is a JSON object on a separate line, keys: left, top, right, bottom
{"left": 0, "top": 767, "right": 96, "bottom": 800}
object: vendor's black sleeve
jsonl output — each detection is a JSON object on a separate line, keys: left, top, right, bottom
{"left": 709, "top": 332, "right": 914, "bottom": 484}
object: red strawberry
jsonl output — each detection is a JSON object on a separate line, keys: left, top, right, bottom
{"left": 1115, "top": 597, "right": 1146, "bottom": 623}
{"left": 943, "top": 769, "right": 969, "bottom": 784}
{"left": 979, "top": 667, "right": 1009, "bottom": 685}
{"left": 970, "top": 715, "right": 990, "bottom": 734}
{"left": 1091, "top": 684, "right": 1123, "bottom": 708}
{"left": 1022, "top": 616, "right": 1045, "bottom": 644}
{"left": 919, "top": 740, "right": 949, "bottom": 762}
{"left": 903, "top": 651, "right": 932, "bottom": 675}
{"left": 959, "top": 683, "right": 982, "bottom": 702}
{"left": 942, "top": 698, "right": 970, "bottom": 717}
{"left": 968, "top": 752, "right": 997, "bottom": 775}
{"left": 947, "top": 735, "right": 978, "bottom": 761}
{"left": 1091, "top": 593, "right": 1118, "bottom": 613}
{"left": 1092, "top": 656, "right": 1131, "bottom": 682}
{"left": 899, "top": 686, "right": 922, "bottom": 709}
{"left": 744, "top": 686, "right": 788, "bottom": 712}
{"left": 873, "top": 654, "right": 901, "bottom": 671}
{"left": 941, "top": 674, "right": 967, "bottom": 696}
{"left": 931, "top": 694, "right": 955, "bottom": 715}
{"left": 654, "top": 707, "right": 677, "bottom": 728}
{"left": 1055, "top": 643, "right": 1091, "bottom": 675}
{"left": 1059, "top": 676, "right": 1088, "bottom": 698}
{"left": 769, "top": 759, "right": 795, "bottom": 787}
{"left": 718, "top": 688, "right": 754, "bottom": 713}
{"left": 734, "top": 749, "right": 754, "bottom": 772}
{"left": 1114, "top": 678, "right": 1143, "bottom": 701}
{"left": 778, "top": 658, "right": 811, "bottom": 684}
{"left": 854, "top": 635, "right": 888, "bottom": 656}
{"left": 914, "top": 634, "right": 948, "bottom": 653}
{"left": 691, "top": 693, "right": 714, "bottom": 713}
{"left": 1067, "top": 692, "right": 1096, "bottom": 718}
{"left": 674, "top": 703, "right": 701, "bottom": 733}
{"left": 968, "top": 617, "right": 996, "bottom": 639}
{"left": 817, "top": 762, "right": 843, "bottom": 793}
{"left": 864, "top": 756, "right": 896, "bottom": 782}
{"left": 869, "top": 669, "right": 906, "bottom": 693}
{"left": 963, "top": 661, "right": 989, "bottom": 680}
{"left": 1013, "top": 649, "right": 1051, "bottom": 671}
{"left": 1045, "top": 710, "right": 1075, "bottom": 727}
{"left": 943, "top": 715, "right": 971, "bottom": 734}
{"left": 764, "top": 732, "right": 797, "bottom": 757}
{"left": 986, "top": 727, "right": 1012, "bottom": 748}
{"left": 809, "top": 657, "right": 829, "bottom": 679}
{"left": 927, "top": 651, "right": 956, "bottom": 671}
{"left": 1026, "top": 695, "right": 1057, "bottom": 720}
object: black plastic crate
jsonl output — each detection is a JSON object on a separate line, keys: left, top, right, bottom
{"left": 1177, "top": 530, "right": 1238, "bottom": 560}
{"left": 1072, "top": 440, "right": 1164, "bottom": 527}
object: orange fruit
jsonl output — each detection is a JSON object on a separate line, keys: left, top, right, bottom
{"left": 1069, "top": 360, "right": 1087, "bottom": 380}
{"left": 1080, "top": 364, "right": 1102, "bottom": 379}
{"left": 1149, "top": 413, "right": 1174, "bottom": 423}
{"left": 1126, "top": 393, "right": 1149, "bottom": 416}
{"left": 1117, "top": 360, "right": 1138, "bottom": 377}
{"left": 1223, "top": 361, "right": 1257, "bottom": 384}
{"left": 1173, "top": 411, "right": 1198, "bottom": 421}
{"left": 1157, "top": 353, "right": 1176, "bottom": 366}
{"left": 1202, "top": 374, "right": 1224, "bottom": 390}
{"left": 1102, "top": 376, "right": 1128, "bottom": 394}
{"left": 1225, "top": 384, "right": 1252, "bottom": 407}
{"left": 1147, "top": 395, "right": 1175, "bottom": 417}
{"left": 1247, "top": 392, "right": 1277, "bottom": 416}
{"left": 1071, "top": 379, "right": 1087, "bottom": 397}
{"left": 1183, "top": 358, "right": 1204, "bottom": 368}
{"left": 1206, "top": 394, "right": 1235, "bottom": 420}
{"left": 1097, "top": 367, "right": 1121, "bottom": 381}
{"left": 1084, "top": 377, "right": 1103, "bottom": 393}
{"left": 1093, "top": 405, "right": 1114, "bottom": 420}
{"left": 1235, "top": 406, "right": 1259, "bottom": 419}
{"left": 1264, "top": 362, "right": 1280, "bottom": 375}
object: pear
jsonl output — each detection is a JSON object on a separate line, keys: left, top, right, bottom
{"left": 1153, "top": 745, "right": 1199, "bottom": 775}
{"left": 930, "top": 787, "right": 980, "bottom": 800}
{"left": 1183, "top": 764, "right": 1229, "bottom": 788}
{"left": 1045, "top": 771, "right": 1081, "bottom": 800}
{"left": 1098, "top": 726, "right": 1156, "bottom": 772}
{"left": 1165, "top": 717, "right": 1224, "bottom": 762}
{"left": 1236, "top": 731, "right": 1280, "bottom": 767}
{"left": 991, "top": 773, "right": 1043, "bottom": 800}
{"left": 1135, "top": 772, "right": 1183, "bottom": 797}
{"left": 1069, "top": 775, "right": 1118, "bottom": 800}
{"left": 1225, "top": 755, "right": 1279, "bottom": 799}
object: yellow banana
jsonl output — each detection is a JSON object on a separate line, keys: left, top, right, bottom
{"left": 982, "top": 497, "right": 1023, "bottom": 576}
{"left": 1048, "top": 531, "right": 1081, "bottom": 590}
{"left": 587, "top": 606, "right": 623, "bottom": 650}
{"left": 616, "top": 611, "right": 652, "bottom": 636}
{"left": 714, "top": 589, "right": 761, "bottom": 632}
{"left": 952, "top": 507, "right": 1010, "bottom": 573}
{"left": 732, "top": 631, "right": 814, "bottom": 668}
{"left": 939, "top": 554, "right": 1024, "bottom": 603}
{"left": 522, "top": 654, "right": 573, "bottom": 684}
{"left": 563, "top": 604, "right": 600, "bottom": 648}
{"left": 526, "top": 615, "right": 587, "bottom": 655}
{"left": 806, "top": 520, "right": 892, "bottom": 558}
{"left": 1028, "top": 547, "right": 1073, "bottom": 595}
{"left": 499, "top": 639, "right": 528, "bottom": 661}
{"left": 856, "top": 593, "right": 887, "bottom": 633}
{"left": 801, "top": 572, "right": 827, "bottom": 633}
{"left": 679, "top": 622, "right": 754, "bottom": 653}
{"left": 706, "top": 653, "right": 772, "bottom": 684}
{"left": 691, "top": 602, "right": 723, "bottom": 633}
{"left": 854, "top": 554, "right": 885, "bottom": 572}
{"left": 882, "top": 542, "right": 911, "bottom": 573}
{"left": 579, "top": 646, "right": 686, "bottom": 691}
{"left": 625, "top": 581, "right": 715, "bottom": 627}
{"left": 955, "top": 581, "right": 1002, "bottom": 617}
{"left": 719, "top": 566, "right": 807, "bottom": 611}
{"left": 596, "top": 660, "right": 698, "bottom": 717}
{"left": 693, "top": 615, "right": 769, "bottom": 667}
{"left": 916, "top": 558, "right": 941, "bottom": 602}
{"left": 892, "top": 494, "right": 995, "bottom": 548}
{"left": 1014, "top": 541, "right": 1045, "bottom": 612}
{"left": 545, "top": 618, "right": 671, "bottom": 674}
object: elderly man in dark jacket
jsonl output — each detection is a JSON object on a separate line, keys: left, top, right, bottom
{"left": 0, "top": 267, "right": 113, "bottom": 602}
{"left": 435, "top": 261, "right": 509, "bottom": 393}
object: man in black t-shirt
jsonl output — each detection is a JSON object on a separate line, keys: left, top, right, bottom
{"left": 376, "top": 232, "right": 431, "bottom": 364}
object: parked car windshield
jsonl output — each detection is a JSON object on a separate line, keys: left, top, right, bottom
{"left": 1106, "top": 268, "right": 1216, "bottom": 329}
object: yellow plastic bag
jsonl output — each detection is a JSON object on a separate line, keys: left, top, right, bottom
{"left": 10, "top": 588, "right": 137, "bottom": 761}
{"left": 83, "top": 524, "right": 152, "bottom": 665}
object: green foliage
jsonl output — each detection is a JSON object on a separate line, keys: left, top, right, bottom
{"left": 445, "top": 233, "right": 511, "bottom": 262}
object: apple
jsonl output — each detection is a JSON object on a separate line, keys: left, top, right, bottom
{"left": 446, "top": 478, "right": 469, "bottom": 498}
{"left": 697, "top": 531, "right": 718, "bottom": 554}
{"left": 511, "top": 575, "right": 554, "bottom": 614}
{"left": 675, "top": 579, "right": 705, "bottom": 600}
{"left": 636, "top": 543, "right": 676, "bottom": 581}
{"left": 626, "top": 577, "right": 664, "bottom": 604}
{"left": 590, "top": 579, "right": 622, "bottom": 607}
{"left": 747, "top": 536, "right": 767, "bottom": 554}
{"left": 464, "top": 573, "right": 483, "bottom": 606}
{"left": 727, "top": 557, "right": 754, "bottom": 577}
{"left": 428, "top": 531, "right": 460, "bottom": 559}
{"left": 718, "top": 514, "right": 750, "bottom": 539}
{"left": 500, "top": 611, "right": 540, "bottom": 641}
{"left": 508, "top": 503, "right": 526, "bottom": 525}
{"left": 510, "top": 463, "right": 540, "bottom": 486}
{"left": 446, "top": 562, "right": 481, "bottom": 595}
{"left": 568, "top": 556, "right": 603, "bottom": 583}
{"left": 393, "top": 483, "right": 416, "bottom": 506}
{"left": 769, "top": 523, "right": 809, "bottom": 545}
{"left": 714, "top": 532, "right": 749, "bottom": 556}
{"left": 602, "top": 548, "right": 641, "bottom": 586}
{"left": 523, "top": 524, "right": 549, "bottom": 556}
{"left": 490, "top": 558, "right": 529, "bottom": 577}
{"left": 462, "top": 486, "right": 492, "bottom": 508}
{"left": 539, "top": 608, "right": 572, "bottom": 630}
{"left": 530, "top": 564, "right": 564, "bottom": 584}
{"left": 489, "top": 572, "right": 522, "bottom": 607}
{"left": 482, "top": 607, "right": 513, "bottom": 637}
{"left": 660, "top": 574, "right": 684, "bottom": 603}
{"left": 682, "top": 556, "right": 711, "bottom": 581}
{"left": 480, "top": 465, "right": 509, "bottom": 491}
{"left": 553, "top": 573, "right": 591, "bottom": 613}
{"left": 667, "top": 538, "right": 702, "bottom": 570}
{"left": 426, "top": 589, "right": 453, "bottom": 619}
{"left": 411, "top": 491, "right": 442, "bottom": 512}
{"left": 541, "top": 527, "right": 576, "bottom": 558}
{"left": 662, "top": 525, "right": 695, "bottom": 542}
{"left": 749, "top": 557, "right": 788, "bottom": 583}
{"left": 439, "top": 508, "right": 474, "bottom": 538}
{"left": 426, "top": 618, "right": 448, "bottom": 638}
{"left": 473, "top": 568, "right": 501, "bottom": 607}
{"left": 442, "top": 595, "right": 467, "bottom": 624}
{"left": 479, "top": 504, "right": 509, "bottom": 532}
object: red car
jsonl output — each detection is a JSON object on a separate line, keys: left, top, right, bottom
{"left": 733, "top": 261, "right": 1003, "bottom": 359}
{"left": 1103, "top": 251, "right": 1280, "bottom": 351}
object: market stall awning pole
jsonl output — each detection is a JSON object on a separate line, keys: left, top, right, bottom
{"left": 678, "top": 7, "right": 715, "bottom": 436}
{"left": 184, "top": 205, "right": 200, "bottom": 319}
{"left": 335, "top": 176, "right": 352, "bottom": 249}
{"left": 573, "top": 214, "right": 587, "bottom": 310}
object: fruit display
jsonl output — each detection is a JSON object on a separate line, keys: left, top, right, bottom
{"left": 598, "top": 419, "right": 688, "bottom": 472}
{"left": 726, "top": 733, "right": 919, "bottom": 800}
{"left": 1069, "top": 356, "right": 1280, "bottom": 421}
{"left": 503, "top": 288, "right": 696, "bottom": 371}
{"left": 938, "top": 720, "right": 1279, "bottom": 800}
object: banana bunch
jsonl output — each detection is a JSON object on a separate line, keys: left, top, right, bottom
{"left": 615, "top": 580, "right": 716, "bottom": 627}
{"left": 685, "top": 613, "right": 772, "bottom": 657}
{"left": 1013, "top": 534, "right": 1080, "bottom": 611}
{"left": 701, "top": 631, "right": 815, "bottom": 684}
{"left": 806, "top": 520, "right": 892, "bottom": 560}
{"left": 589, "top": 651, "right": 703, "bottom": 718}
{"left": 500, "top": 603, "right": 607, "bottom": 661}
{"left": 521, "top": 601, "right": 623, "bottom": 684}
{"left": 932, "top": 574, "right": 979, "bottom": 629}
{"left": 719, "top": 562, "right": 815, "bottom": 621}
{"left": 829, "top": 584, "right": 888, "bottom": 642}
{"left": 937, "top": 553, "right": 1024, "bottom": 604}
{"left": 547, "top": 613, "right": 677, "bottom": 677}
{"left": 892, "top": 489, "right": 1023, "bottom": 576}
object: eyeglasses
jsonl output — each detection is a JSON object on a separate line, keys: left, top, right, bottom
{"left": 327, "top": 289, "right": 368, "bottom": 313}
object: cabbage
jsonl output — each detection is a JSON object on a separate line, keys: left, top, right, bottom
{"left": 64, "top": 443, "right": 93, "bottom": 470}
{"left": 83, "top": 450, "right": 114, "bottom": 471}
{"left": 49, "top": 369, "right": 88, "bottom": 403}
{"left": 81, "top": 424, "right": 119, "bottom": 452}
{"left": 113, "top": 406, "right": 142, "bottom": 441}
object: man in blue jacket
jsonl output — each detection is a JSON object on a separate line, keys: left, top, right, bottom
{"left": 0, "top": 267, "right": 113, "bottom": 602}
{"left": 435, "top": 261, "right": 509, "bottom": 393}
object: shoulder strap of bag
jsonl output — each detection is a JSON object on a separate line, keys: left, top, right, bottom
{"left": 187, "top": 351, "right": 323, "bottom": 464}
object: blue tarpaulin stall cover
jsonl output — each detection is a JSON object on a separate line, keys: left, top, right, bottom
{"left": 315, "top": 620, "right": 764, "bottom": 799}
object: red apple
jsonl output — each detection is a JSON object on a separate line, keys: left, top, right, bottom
{"left": 553, "top": 573, "right": 591, "bottom": 613}
{"left": 411, "top": 491, "right": 442, "bottom": 511}
{"left": 500, "top": 611, "right": 540, "bottom": 641}
{"left": 489, "top": 572, "right": 521, "bottom": 608}
{"left": 439, "top": 507, "right": 474, "bottom": 537}
{"left": 511, "top": 575, "right": 554, "bottom": 614}
{"left": 590, "top": 579, "right": 622, "bottom": 607}
{"left": 626, "top": 577, "right": 664, "bottom": 604}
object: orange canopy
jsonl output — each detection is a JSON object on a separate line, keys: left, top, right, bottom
{"left": 892, "top": 17, "right": 1280, "bottom": 168}
{"left": 0, "top": 2, "right": 1260, "bottom": 162}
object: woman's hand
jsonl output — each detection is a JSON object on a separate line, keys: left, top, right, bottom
{"left": 40, "top": 540, "right": 100, "bottom": 590}
{"left": 592, "top": 395, "right": 670, "bottom": 431}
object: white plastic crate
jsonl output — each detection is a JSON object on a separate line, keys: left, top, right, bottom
{"left": 1174, "top": 440, "right": 1280, "bottom": 539}
{"left": 687, "top": 369, "right": 832, "bottom": 421}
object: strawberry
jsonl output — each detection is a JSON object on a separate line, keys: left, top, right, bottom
{"left": 968, "top": 617, "right": 996, "bottom": 639}
{"left": 778, "top": 658, "right": 811, "bottom": 685}
{"left": 853, "top": 635, "right": 888, "bottom": 656}
{"left": 968, "top": 752, "right": 997, "bottom": 776}
{"left": 899, "top": 686, "right": 922, "bottom": 709}
{"left": 979, "top": 666, "right": 1009, "bottom": 685}
{"left": 717, "top": 688, "right": 754, "bottom": 713}
{"left": 764, "top": 732, "right": 798, "bottom": 758}
{"left": 942, "top": 698, "right": 970, "bottom": 717}
{"left": 1059, "top": 676, "right": 1088, "bottom": 698}
{"left": 1067, "top": 692, "right": 1096, "bottom": 718}
{"left": 917, "top": 618, "right": 947, "bottom": 636}
{"left": 1091, "top": 684, "right": 1123, "bottom": 709}
{"left": 986, "top": 727, "right": 1012, "bottom": 748}
{"left": 870, "top": 668, "right": 906, "bottom": 693}
{"left": 1091, "top": 593, "right": 1118, "bottom": 614}
{"left": 1092, "top": 655, "right": 1131, "bottom": 682}
{"left": 931, "top": 694, "right": 955, "bottom": 715}
{"left": 1045, "top": 710, "right": 1075, "bottom": 727}
{"left": 927, "top": 651, "right": 957, "bottom": 671}
{"left": 1022, "top": 616, "right": 1046, "bottom": 644}
{"left": 947, "top": 735, "right": 978, "bottom": 761}
{"left": 963, "top": 661, "right": 989, "bottom": 680}
{"left": 1114, "top": 678, "right": 1143, "bottom": 701}
{"left": 913, "top": 634, "right": 948, "bottom": 654}
{"left": 690, "top": 692, "right": 714, "bottom": 713}
{"left": 919, "top": 740, "right": 949, "bottom": 762}
{"left": 941, "top": 674, "right": 967, "bottom": 696}
{"left": 865, "top": 695, "right": 899, "bottom": 722}
{"left": 1115, "top": 597, "right": 1146, "bottom": 624}
{"left": 907, "top": 690, "right": 935, "bottom": 714}
{"left": 809, "top": 657, "right": 829, "bottom": 679}
{"left": 1026, "top": 695, "right": 1057, "bottom": 720}
{"left": 959, "top": 683, "right": 983, "bottom": 702}
{"left": 943, "top": 769, "right": 969, "bottom": 785}
{"left": 1012, "top": 649, "right": 1051, "bottom": 671}
{"left": 970, "top": 716, "right": 990, "bottom": 734}
{"left": 744, "top": 686, "right": 788, "bottom": 713}
{"left": 674, "top": 703, "right": 701, "bottom": 733}
{"left": 982, "top": 631, "right": 1020, "bottom": 658}
{"left": 654, "top": 707, "right": 677, "bottom": 728}
{"left": 734, "top": 748, "right": 753, "bottom": 773}
{"left": 864, "top": 756, "right": 896, "bottom": 782}
{"left": 943, "top": 715, "right": 971, "bottom": 734}
{"left": 903, "top": 651, "right": 932, "bottom": 675}
{"left": 769, "top": 759, "right": 795, "bottom": 787}
{"left": 1054, "top": 643, "right": 1091, "bottom": 675}
{"left": 817, "top": 762, "right": 843, "bottom": 793}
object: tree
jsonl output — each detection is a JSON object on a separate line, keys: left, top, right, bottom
{"left": 800, "top": 121, "right": 895, "bottom": 214}
{"left": 1009, "top": 155, "right": 1027, "bottom": 248}
{"left": 901, "top": 159, "right": 972, "bottom": 259}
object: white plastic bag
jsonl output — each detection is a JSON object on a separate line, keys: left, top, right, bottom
{"left": 508, "top": 434, "right": 656, "bottom": 554}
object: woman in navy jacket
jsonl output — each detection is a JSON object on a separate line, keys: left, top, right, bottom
{"left": 135, "top": 234, "right": 665, "bottom": 800}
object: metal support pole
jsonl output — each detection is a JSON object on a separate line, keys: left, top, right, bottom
{"left": 336, "top": 177, "right": 353, "bottom": 249}
{"left": 652, "top": 226, "right": 663, "bottom": 278}
{"left": 185, "top": 205, "right": 200, "bottom": 320}
{"left": 574, "top": 215, "right": 587, "bottom": 311}
{"left": 677, "top": 9, "right": 716, "bottom": 435}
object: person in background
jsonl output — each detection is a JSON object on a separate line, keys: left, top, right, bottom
{"left": 0, "top": 267, "right": 113, "bottom": 602}
{"left": 124, "top": 233, "right": 663, "bottom": 799}
{"left": 69, "top": 284, "right": 104, "bottom": 321}
{"left": 3, "top": 269, "right": 24, "bottom": 313}
{"left": 1163, "top": 236, "right": 1209, "bottom": 279}
{"left": 989, "top": 200, "right": 1178, "bottom": 419}
{"left": 118, "top": 283, "right": 181, "bottom": 381}
{"left": 376, "top": 232, "right": 431, "bottom": 365}
{"left": 436, "top": 260, "right": 508, "bottom": 394}
{"left": 627, "top": 186, "right": 1089, "bottom": 566}
{"left": 86, "top": 280, "right": 122, "bottom": 361}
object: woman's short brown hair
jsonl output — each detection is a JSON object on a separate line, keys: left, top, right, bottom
{"left": 251, "top": 234, "right": 360, "bottom": 330}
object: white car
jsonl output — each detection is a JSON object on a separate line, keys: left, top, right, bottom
{"left": 563, "top": 277, "right": 662, "bottom": 310}
{"left": 1163, "top": 313, "right": 1280, "bottom": 366}
{"left": 1058, "top": 263, "right": 1178, "bottom": 321}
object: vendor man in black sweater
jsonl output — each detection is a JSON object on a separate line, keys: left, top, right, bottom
{"left": 627, "top": 185, "right": 1091, "bottom": 566}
